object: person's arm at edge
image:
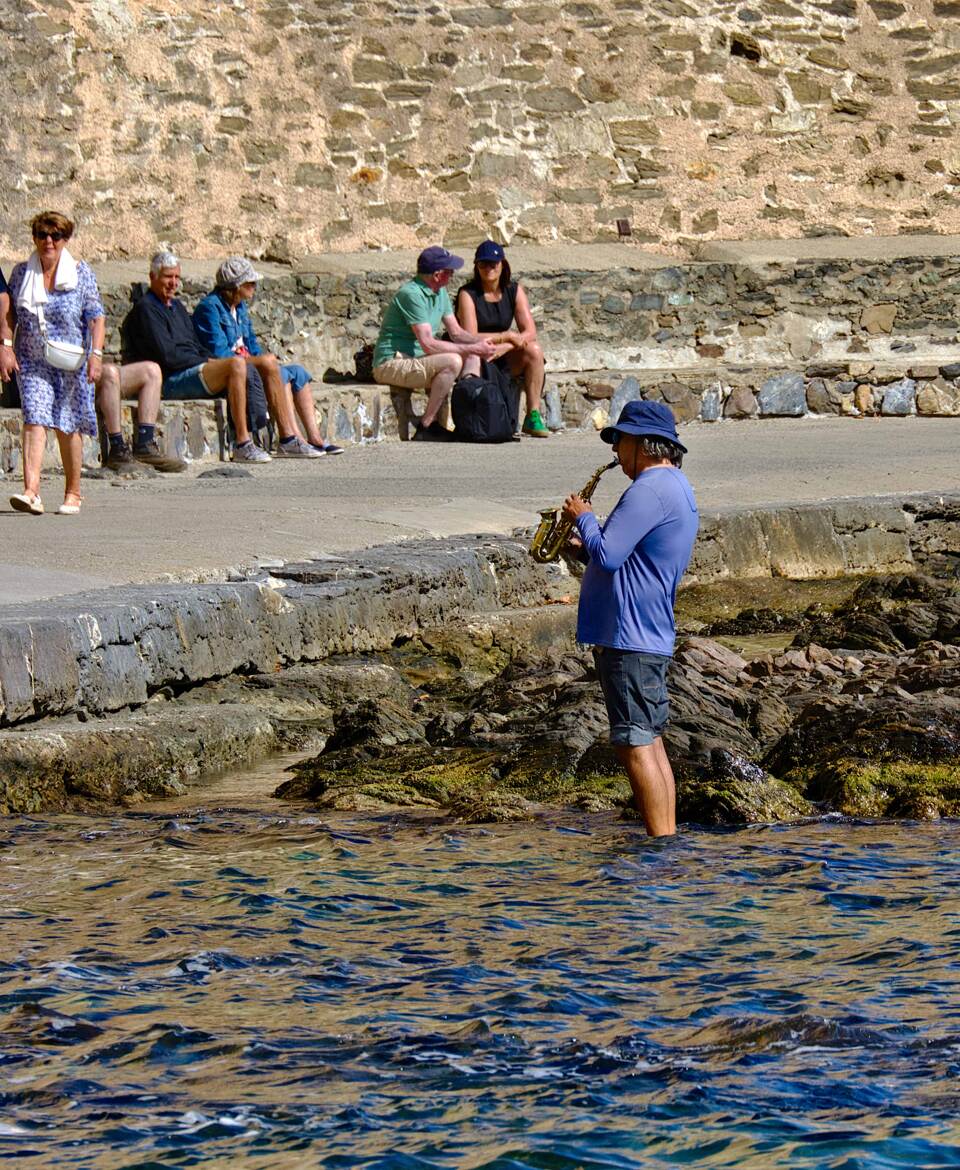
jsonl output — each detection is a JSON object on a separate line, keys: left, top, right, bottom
{"left": 0, "top": 290, "right": 17, "bottom": 381}
{"left": 87, "top": 313, "right": 105, "bottom": 384}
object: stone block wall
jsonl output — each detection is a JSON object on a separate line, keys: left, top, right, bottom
{"left": 6, "top": 2, "right": 960, "bottom": 257}
{"left": 94, "top": 246, "right": 960, "bottom": 377}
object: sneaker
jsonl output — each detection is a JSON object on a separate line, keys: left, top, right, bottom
{"left": 277, "top": 435, "right": 324, "bottom": 459}
{"left": 105, "top": 442, "right": 137, "bottom": 471}
{"left": 231, "top": 440, "right": 272, "bottom": 464}
{"left": 522, "top": 409, "right": 550, "bottom": 438}
{"left": 134, "top": 440, "right": 187, "bottom": 473}
{"left": 313, "top": 442, "right": 344, "bottom": 456}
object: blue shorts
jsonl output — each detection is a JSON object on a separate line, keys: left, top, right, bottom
{"left": 593, "top": 648, "right": 670, "bottom": 747}
{"left": 281, "top": 363, "right": 312, "bottom": 393}
{"left": 163, "top": 364, "right": 212, "bottom": 400}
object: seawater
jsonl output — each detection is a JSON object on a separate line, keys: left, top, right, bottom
{"left": 1, "top": 774, "right": 959, "bottom": 1169}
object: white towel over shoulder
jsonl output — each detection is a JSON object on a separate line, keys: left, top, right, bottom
{"left": 17, "top": 250, "right": 79, "bottom": 317}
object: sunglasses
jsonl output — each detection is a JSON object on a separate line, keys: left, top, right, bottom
{"left": 34, "top": 231, "right": 67, "bottom": 242}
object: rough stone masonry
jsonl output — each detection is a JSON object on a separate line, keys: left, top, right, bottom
{"left": 5, "top": 1, "right": 960, "bottom": 258}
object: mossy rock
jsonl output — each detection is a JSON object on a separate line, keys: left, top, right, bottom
{"left": 798, "top": 759, "right": 960, "bottom": 819}
{"left": 676, "top": 749, "right": 811, "bottom": 825}
{"left": 448, "top": 789, "right": 539, "bottom": 823}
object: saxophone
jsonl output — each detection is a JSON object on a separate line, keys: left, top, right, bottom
{"left": 529, "top": 458, "right": 619, "bottom": 563}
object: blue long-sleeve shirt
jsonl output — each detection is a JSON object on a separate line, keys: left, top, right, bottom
{"left": 192, "top": 290, "right": 263, "bottom": 359}
{"left": 575, "top": 465, "right": 698, "bottom": 655}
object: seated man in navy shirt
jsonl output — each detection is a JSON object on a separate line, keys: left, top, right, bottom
{"left": 562, "top": 400, "right": 699, "bottom": 837}
{"left": 120, "top": 251, "right": 271, "bottom": 463}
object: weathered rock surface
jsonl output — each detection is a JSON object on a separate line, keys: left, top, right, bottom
{"left": 277, "top": 571, "right": 960, "bottom": 827}
{"left": 5, "top": 4, "right": 960, "bottom": 255}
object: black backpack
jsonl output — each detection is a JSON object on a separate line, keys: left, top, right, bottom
{"left": 451, "top": 360, "right": 517, "bottom": 443}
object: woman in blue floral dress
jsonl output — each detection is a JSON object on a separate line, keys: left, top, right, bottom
{"left": 4, "top": 211, "right": 106, "bottom": 515}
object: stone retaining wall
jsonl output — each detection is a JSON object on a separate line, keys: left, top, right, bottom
{"left": 89, "top": 246, "right": 960, "bottom": 378}
{"left": 0, "top": 493, "right": 956, "bottom": 732}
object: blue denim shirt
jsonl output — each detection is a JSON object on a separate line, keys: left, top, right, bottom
{"left": 192, "top": 290, "right": 262, "bottom": 359}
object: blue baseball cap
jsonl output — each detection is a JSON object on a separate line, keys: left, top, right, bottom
{"left": 475, "top": 239, "right": 505, "bottom": 263}
{"left": 417, "top": 245, "right": 464, "bottom": 274}
{"left": 600, "top": 400, "right": 687, "bottom": 452}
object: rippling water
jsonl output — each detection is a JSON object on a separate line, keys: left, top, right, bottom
{"left": 2, "top": 771, "right": 960, "bottom": 1168}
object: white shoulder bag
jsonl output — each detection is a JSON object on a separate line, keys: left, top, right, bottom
{"left": 37, "top": 304, "right": 86, "bottom": 373}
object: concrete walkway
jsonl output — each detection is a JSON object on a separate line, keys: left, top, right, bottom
{"left": 1, "top": 416, "right": 957, "bottom": 605}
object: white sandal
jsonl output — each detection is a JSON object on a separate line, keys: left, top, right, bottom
{"left": 10, "top": 493, "right": 43, "bottom": 515}
{"left": 57, "top": 498, "right": 82, "bottom": 515}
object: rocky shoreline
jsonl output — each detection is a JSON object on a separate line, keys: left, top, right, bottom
{"left": 1, "top": 491, "right": 959, "bottom": 821}
{"left": 276, "top": 571, "right": 960, "bottom": 825}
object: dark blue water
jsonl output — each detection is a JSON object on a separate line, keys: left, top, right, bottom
{"left": 2, "top": 792, "right": 960, "bottom": 1168}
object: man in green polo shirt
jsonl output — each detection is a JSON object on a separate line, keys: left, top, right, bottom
{"left": 372, "top": 245, "right": 495, "bottom": 441}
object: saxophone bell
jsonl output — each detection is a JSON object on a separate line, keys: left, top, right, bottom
{"left": 528, "top": 458, "right": 619, "bottom": 564}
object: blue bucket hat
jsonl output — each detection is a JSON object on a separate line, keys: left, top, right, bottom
{"left": 600, "top": 400, "right": 687, "bottom": 452}
{"left": 417, "top": 245, "right": 464, "bottom": 274}
{"left": 475, "top": 239, "right": 505, "bottom": 263}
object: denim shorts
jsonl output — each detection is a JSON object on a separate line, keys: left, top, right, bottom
{"left": 593, "top": 647, "right": 670, "bottom": 747}
{"left": 281, "top": 363, "right": 312, "bottom": 393}
{"left": 163, "top": 364, "right": 211, "bottom": 400}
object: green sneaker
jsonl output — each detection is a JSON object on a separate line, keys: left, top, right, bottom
{"left": 522, "top": 408, "right": 550, "bottom": 438}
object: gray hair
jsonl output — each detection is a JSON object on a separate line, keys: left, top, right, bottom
{"left": 150, "top": 250, "right": 179, "bottom": 276}
{"left": 638, "top": 435, "right": 684, "bottom": 467}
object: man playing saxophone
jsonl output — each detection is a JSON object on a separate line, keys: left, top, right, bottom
{"left": 561, "top": 401, "right": 698, "bottom": 837}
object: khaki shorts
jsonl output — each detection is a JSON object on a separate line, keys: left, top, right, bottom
{"left": 372, "top": 352, "right": 453, "bottom": 389}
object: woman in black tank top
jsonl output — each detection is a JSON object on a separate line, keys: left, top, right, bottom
{"left": 455, "top": 240, "right": 550, "bottom": 438}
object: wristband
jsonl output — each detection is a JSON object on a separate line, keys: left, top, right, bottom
{"left": 91, "top": 348, "right": 103, "bottom": 357}
{"left": 1, "top": 339, "right": 11, "bottom": 348}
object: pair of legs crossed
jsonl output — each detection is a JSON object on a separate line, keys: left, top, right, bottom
{"left": 162, "top": 355, "right": 300, "bottom": 449}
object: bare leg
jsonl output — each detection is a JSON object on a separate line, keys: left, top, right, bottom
{"left": 95, "top": 363, "right": 122, "bottom": 433}
{"left": 201, "top": 356, "right": 250, "bottom": 445}
{"left": 461, "top": 355, "right": 481, "bottom": 377}
{"left": 249, "top": 354, "right": 299, "bottom": 439}
{"left": 616, "top": 738, "right": 676, "bottom": 837}
{"left": 422, "top": 355, "right": 462, "bottom": 427}
{"left": 22, "top": 423, "right": 46, "bottom": 496}
{"left": 120, "top": 361, "right": 162, "bottom": 425}
{"left": 292, "top": 384, "right": 324, "bottom": 446}
{"left": 55, "top": 429, "right": 83, "bottom": 505}
{"left": 507, "top": 343, "right": 545, "bottom": 414}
